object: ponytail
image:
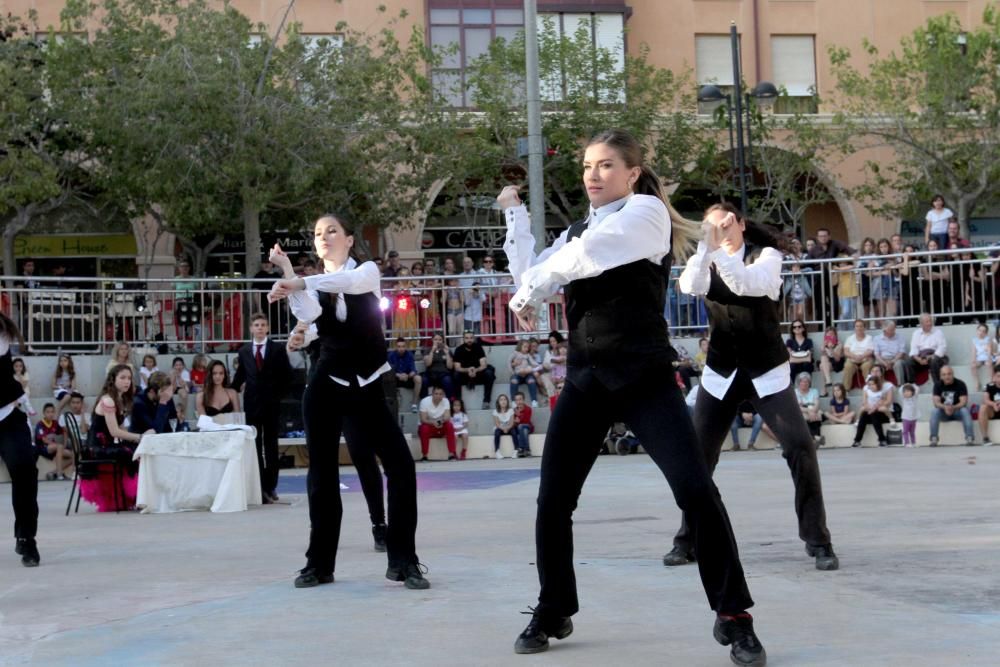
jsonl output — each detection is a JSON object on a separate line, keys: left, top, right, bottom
{"left": 633, "top": 165, "right": 698, "bottom": 264}
{"left": 0, "top": 312, "right": 24, "bottom": 350}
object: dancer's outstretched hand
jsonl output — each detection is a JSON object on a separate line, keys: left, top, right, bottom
{"left": 514, "top": 304, "right": 537, "bottom": 332}
{"left": 268, "top": 278, "right": 302, "bottom": 303}
{"left": 497, "top": 185, "right": 522, "bottom": 211}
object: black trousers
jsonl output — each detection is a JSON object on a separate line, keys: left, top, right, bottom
{"left": 453, "top": 366, "right": 496, "bottom": 404}
{"left": 302, "top": 375, "right": 417, "bottom": 574}
{"left": 854, "top": 411, "right": 888, "bottom": 443}
{"left": 535, "top": 374, "right": 754, "bottom": 619}
{"left": 249, "top": 412, "right": 281, "bottom": 496}
{"left": 673, "top": 371, "right": 832, "bottom": 553}
{"left": 0, "top": 408, "right": 37, "bottom": 541}
{"left": 349, "top": 445, "right": 386, "bottom": 526}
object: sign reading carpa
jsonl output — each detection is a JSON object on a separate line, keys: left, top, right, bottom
{"left": 14, "top": 234, "right": 138, "bottom": 258}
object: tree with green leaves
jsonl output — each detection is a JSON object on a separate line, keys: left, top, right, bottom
{"left": 828, "top": 8, "right": 1000, "bottom": 238}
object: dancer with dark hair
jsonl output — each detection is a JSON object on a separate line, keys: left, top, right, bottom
{"left": 268, "top": 212, "right": 426, "bottom": 590}
{"left": 501, "top": 130, "right": 766, "bottom": 666}
{"left": 662, "top": 201, "right": 839, "bottom": 572}
{"left": 0, "top": 314, "right": 40, "bottom": 566}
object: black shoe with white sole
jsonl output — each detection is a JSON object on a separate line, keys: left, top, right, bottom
{"left": 386, "top": 560, "right": 430, "bottom": 589}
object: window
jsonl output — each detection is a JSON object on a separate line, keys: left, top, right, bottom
{"left": 537, "top": 12, "right": 625, "bottom": 103}
{"left": 695, "top": 34, "right": 737, "bottom": 114}
{"left": 771, "top": 35, "right": 818, "bottom": 114}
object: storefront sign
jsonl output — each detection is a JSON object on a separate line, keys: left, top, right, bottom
{"left": 14, "top": 234, "right": 138, "bottom": 258}
{"left": 421, "top": 226, "right": 563, "bottom": 250}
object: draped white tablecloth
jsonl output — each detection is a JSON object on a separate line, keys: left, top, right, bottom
{"left": 133, "top": 429, "right": 262, "bottom": 513}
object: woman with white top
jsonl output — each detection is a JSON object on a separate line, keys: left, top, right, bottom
{"left": 500, "top": 129, "right": 764, "bottom": 666}
{"left": 924, "top": 195, "right": 954, "bottom": 250}
{"left": 853, "top": 374, "right": 895, "bottom": 447}
{"left": 268, "top": 212, "right": 427, "bottom": 591}
{"left": 841, "top": 320, "right": 875, "bottom": 389}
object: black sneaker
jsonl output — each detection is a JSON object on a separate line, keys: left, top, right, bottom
{"left": 372, "top": 523, "right": 387, "bottom": 553}
{"left": 514, "top": 609, "right": 573, "bottom": 654}
{"left": 294, "top": 566, "right": 333, "bottom": 588}
{"left": 386, "top": 560, "right": 430, "bottom": 590}
{"left": 17, "top": 539, "right": 40, "bottom": 568}
{"left": 851, "top": 441, "right": 861, "bottom": 448}
{"left": 805, "top": 543, "right": 840, "bottom": 571}
{"left": 662, "top": 546, "right": 695, "bottom": 566}
{"left": 714, "top": 613, "right": 766, "bottom": 667}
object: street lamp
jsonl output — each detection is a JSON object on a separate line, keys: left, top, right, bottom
{"left": 698, "top": 22, "right": 777, "bottom": 214}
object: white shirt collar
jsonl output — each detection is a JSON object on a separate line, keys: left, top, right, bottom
{"left": 324, "top": 257, "right": 357, "bottom": 274}
{"left": 588, "top": 195, "right": 631, "bottom": 225}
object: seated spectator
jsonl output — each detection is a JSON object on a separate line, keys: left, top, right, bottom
{"left": 453, "top": 331, "right": 496, "bottom": 410}
{"left": 818, "top": 326, "right": 844, "bottom": 396}
{"left": 978, "top": 369, "right": 1000, "bottom": 446}
{"left": 853, "top": 374, "right": 894, "bottom": 447}
{"left": 605, "top": 422, "right": 640, "bottom": 456}
{"left": 388, "top": 337, "right": 422, "bottom": 412}
{"left": 900, "top": 383, "right": 919, "bottom": 447}
{"left": 786, "top": 319, "right": 815, "bottom": 381}
{"left": 417, "top": 386, "right": 457, "bottom": 461}
{"left": 527, "top": 339, "right": 546, "bottom": 398}
{"left": 674, "top": 342, "right": 700, "bottom": 391}
{"left": 867, "top": 364, "right": 900, "bottom": 422}
{"left": 693, "top": 337, "right": 708, "bottom": 372}
{"left": 492, "top": 394, "right": 516, "bottom": 459}
{"left": 196, "top": 360, "right": 240, "bottom": 419}
{"left": 59, "top": 392, "right": 90, "bottom": 437}
{"left": 512, "top": 392, "right": 533, "bottom": 458}
{"left": 794, "top": 372, "right": 824, "bottom": 444}
{"left": 549, "top": 341, "right": 568, "bottom": 398}
{"left": 450, "top": 398, "right": 469, "bottom": 459}
{"left": 189, "top": 354, "right": 209, "bottom": 394}
{"left": 730, "top": 400, "right": 763, "bottom": 451}
{"left": 106, "top": 341, "right": 135, "bottom": 376}
{"left": 169, "top": 356, "right": 192, "bottom": 418}
{"left": 12, "top": 356, "right": 35, "bottom": 416}
{"left": 823, "top": 383, "right": 854, "bottom": 425}
{"left": 508, "top": 340, "right": 539, "bottom": 407}
{"left": 929, "top": 365, "right": 974, "bottom": 446}
{"left": 34, "top": 403, "right": 72, "bottom": 481}
{"left": 539, "top": 331, "right": 565, "bottom": 398}
{"left": 421, "top": 333, "right": 454, "bottom": 399}
{"left": 81, "top": 365, "right": 141, "bottom": 512}
{"left": 874, "top": 320, "right": 908, "bottom": 387}
{"left": 904, "top": 313, "right": 949, "bottom": 385}
{"left": 52, "top": 353, "right": 76, "bottom": 413}
{"left": 842, "top": 320, "right": 874, "bottom": 388}
{"left": 130, "top": 371, "right": 178, "bottom": 434}
{"left": 970, "top": 323, "right": 995, "bottom": 392}
{"left": 138, "top": 354, "right": 158, "bottom": 391}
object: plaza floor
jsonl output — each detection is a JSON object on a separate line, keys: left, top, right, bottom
{"left": 1, "top": 446, "right": 999, "bottom": 666}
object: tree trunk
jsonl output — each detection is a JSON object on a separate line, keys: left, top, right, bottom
{"left": 242, "top": 200, "right": 262, "bottom": 278}
{"left": 955, "top": 195, "right": 972, "bottom": 241}
{"left": 3, "top": 206, "right": 34, "bottom": 288}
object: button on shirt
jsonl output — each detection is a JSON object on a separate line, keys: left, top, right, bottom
{"left": 678, "top": 242, "right": 789, "bottom": 400}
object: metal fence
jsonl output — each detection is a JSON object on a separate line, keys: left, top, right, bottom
{"left": 3, "top": 244, "right": 998, "bottom": 353}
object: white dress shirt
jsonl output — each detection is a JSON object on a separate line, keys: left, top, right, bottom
{"left": 909, "top": 327, "right": 947, "bottom": 357}
{"left": 287, "top": 258, "right": 390, "bottom": 387}
{"left": 678, "top": 242, "right": 789, "bottom": 400}
{"left": 503, "top": 194, "right": 670, "bottom": 312}
{"left": 0, "top": 335, "right": 24, "bottom": 423}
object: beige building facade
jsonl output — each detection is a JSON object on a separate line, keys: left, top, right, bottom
{"left": 14, "top": 0, "right": 994, "bottom": 265}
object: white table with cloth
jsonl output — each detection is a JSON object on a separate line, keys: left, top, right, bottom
{"left": 132, "top": 423, "right": 262, "bottom": 513}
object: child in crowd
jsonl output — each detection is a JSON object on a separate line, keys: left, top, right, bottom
{"left": 445, "top": 277, "right": 463, "bottom": 344}
{"left": 513, "top": 392, "right": 534, "bottom": 458}
{"left": 58, "top": 391, "right": 89, "bottom": 437}
{"left": 170, "top": 357, "right": 192, "bottom": 417}
{"left": 34, "top": 403, "right": 72, "bottom": 480}
{"left": 138, "top": 354, "right": 158, "bottom": 391}
{"left": 463, "top": 283, "right": 484, "bottom": 336}
{"left": 509, "top": 340, "right": 539, "bottom": 406}
{"left": 970, "top": 324, "right": 994, "bottom": 392}
{"left": 549, "top": 342, "right": 568, "bottom": 395}
{"left": 823, "top": 383, "right": 854, "bottom": 425}
{"left": 492, "top": 394, "right": 516, "bottom": 460}
{"left": 450, "top": 398, "right": 469, "bottom": 460}
{"left": 12, "top": 357, "right": 35, "bottom": 416}
{"left": 190, "top": 354, "right": 208, "bottom": 393}
{"left": 693, "top": 337, "right": 708, "bottom": 372}
{"left": 900, "top": 383, "right": 919, "bottom": 447}
{"left": 52, "top": 354, "right": 76, "bottom": 413}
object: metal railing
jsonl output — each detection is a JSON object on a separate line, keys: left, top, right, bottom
{"left": 2, "top": 245, "right": 997, "bottom": 353}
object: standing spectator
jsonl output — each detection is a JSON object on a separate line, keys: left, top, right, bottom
{"left": 417, "top": 386, "right": 457, "bottom": 461}
{"left": 945, "top": 219, "right": 970, "bottom": 250}
{"left": 897, "top": 244, "right": 922, "bottom": 326}
{"left": 793, "top": 373, "right": 824, "bottom": 444}
{"left": 452, "top": 331, "right": 496, "bottom": 410}
{"left": 513, "top": 392, "right": 534, "bottom": 457}
{"left": 818, "top": 326, "right": 844, "bottom": 395}
{"left": 509, "top": 340, "right": 539, "bottom": 406}
{"left": 19, "top": 259, "right": 40, "bottom": 290}
{"left": 129, "top": 371, "right": 178, "bottom": 434}
{"left": 924, "top": 195, "right": 953, "bottom": 250}
{"left": 373, "top": 256, "right": 384, "bottom": 273}
{"left": 920, "top": 239, "right": 950, "bottom": 313}
{"left": 823, "top": 383, "right": 854, "bottom": 425}
{"left": 782, "top": 261, "right": 812, "bottom": 323}
{"left": 852, "top": 374, "right": 894, "bottom": 447}
{"left": 232, "top": 313, "right": 292, "bottom": 503}
{"left": 841, "top": 320, "right": 875, "bottom": 388}
{"left": 12, "top": 357, "right": 35, "bottom": 416}
{"left": 807, "top": 228, "right": 855, "bottom": 326}
{"left": 900, "top": 383, "right": 919, "bottom": 447}
{"left": 929, "top": 365, "right": 975, "bottom": 446}
{"left": 34, "top": 403, "right": 72, "bottom": 481}
{"left": 491, "top": 394, "right": 516, "bottom": 459}
{"left": 729, "top": 400, "right": 763, "bottom": 451}
{"left": 106, "top": 342, "right": 135, "bottom": 376}
{"left": 873, "top": 320, "right": 908, "bottom": 386}
{"left": 462, "top": 283, "right": 484, "bottom": 335}
{"left": 382, "top": 250, "right": 402, "bottom": 277}
{"left": 872, "top": 238, "right": 895, "bottom": 319}
{"left": 977, "top": 369, "right": 1000, "bottom": 446}
{"left": 785, "top": 319, "right": 814, "bottom": 381}
{"left": 444, "top": 277, "right": 464, "bottom": 345}
{"left": 971, "top": 323, "right": 995, "bottom": 391}
{"left": 388, "top": 337, "right": 422, "bottom": 413}
{"left": 855, "top": 238, "right": 877, "bottom": 321}
{"left": 904, "top": 313, "right": 949, "bottom": 385}
{"left": 51, "top": 354, "right": 76, "bottom": 414}
{"left": 421, "top": 333, "right": 454, "bottom": 399}
{"left": 442, "top": 257, "right": 457, "bottom": 275}
{"left": 832, "top": 253, "right": 858, "bottom": 330}
{"left": 423, "top": 257, "right": 438, "bottom": 275}
{"left": 458, "top": 255, "right": 482, "bottom": 288}
{"left": 450, "top": 398, "right": 470, "bottom": 459}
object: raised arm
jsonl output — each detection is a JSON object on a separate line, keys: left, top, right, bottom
{"left": 500, "top": 186, "right": 569, "bottom": 290}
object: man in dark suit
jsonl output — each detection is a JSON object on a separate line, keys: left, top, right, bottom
{"left": 232, "top": 312, "right": 291, "bottom": 503}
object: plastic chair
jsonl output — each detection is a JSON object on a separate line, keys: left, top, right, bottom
{"left": 63, "top": 412, "right": 124, "bottom": 515}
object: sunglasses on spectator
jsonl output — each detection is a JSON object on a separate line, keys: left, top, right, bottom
{"left": 483, "top": 259, "right": 494, "bottom": 264}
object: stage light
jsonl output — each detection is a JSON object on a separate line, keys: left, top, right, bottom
{"left": 133, "top": 295, "right": 147, "bottom": 312}
{"left": 379, "top": 297, "right": 390, "bottom": 311}
{"left": 397, "top": 297, "right": 409, "bottom": 311}
{"left": 419, "top": 298, "right": 431, "bottom": 309}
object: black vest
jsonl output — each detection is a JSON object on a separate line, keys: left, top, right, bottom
{"left": 0, "top": 350, "right": 24, "bottom": 407}
{"left": 563, "top": 219, "right": 676, "bottom": 392}
{"left": 313, "top": 290, "right": 387, "bottom": 381}
{"left": 703, "top": 243, "right": 787, "bottom": 378}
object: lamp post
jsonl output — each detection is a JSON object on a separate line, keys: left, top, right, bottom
{"left": 698, "top": 23, "right": 778, "bottom": 214}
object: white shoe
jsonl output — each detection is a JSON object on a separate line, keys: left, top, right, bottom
{"left": 495, "top": 451, "right": 504, "bottom": 459}
{"left": 410, "top": 404, "right": 418, "bottom": 413}
{"left": 531, "top": 400, "right": 538, "bottom": 408}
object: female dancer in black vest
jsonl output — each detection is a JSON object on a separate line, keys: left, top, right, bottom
{"left": 500, "top": 130, "right": 766, "bottom": 667}
{"left": 663, "top": 202, "right": 838, "bottom": 572}
{"left": 268, "top": 213, "right": 427, "bottom": 590}
{"left": 0, "top": 313, "right": 39, "bottom": 566}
